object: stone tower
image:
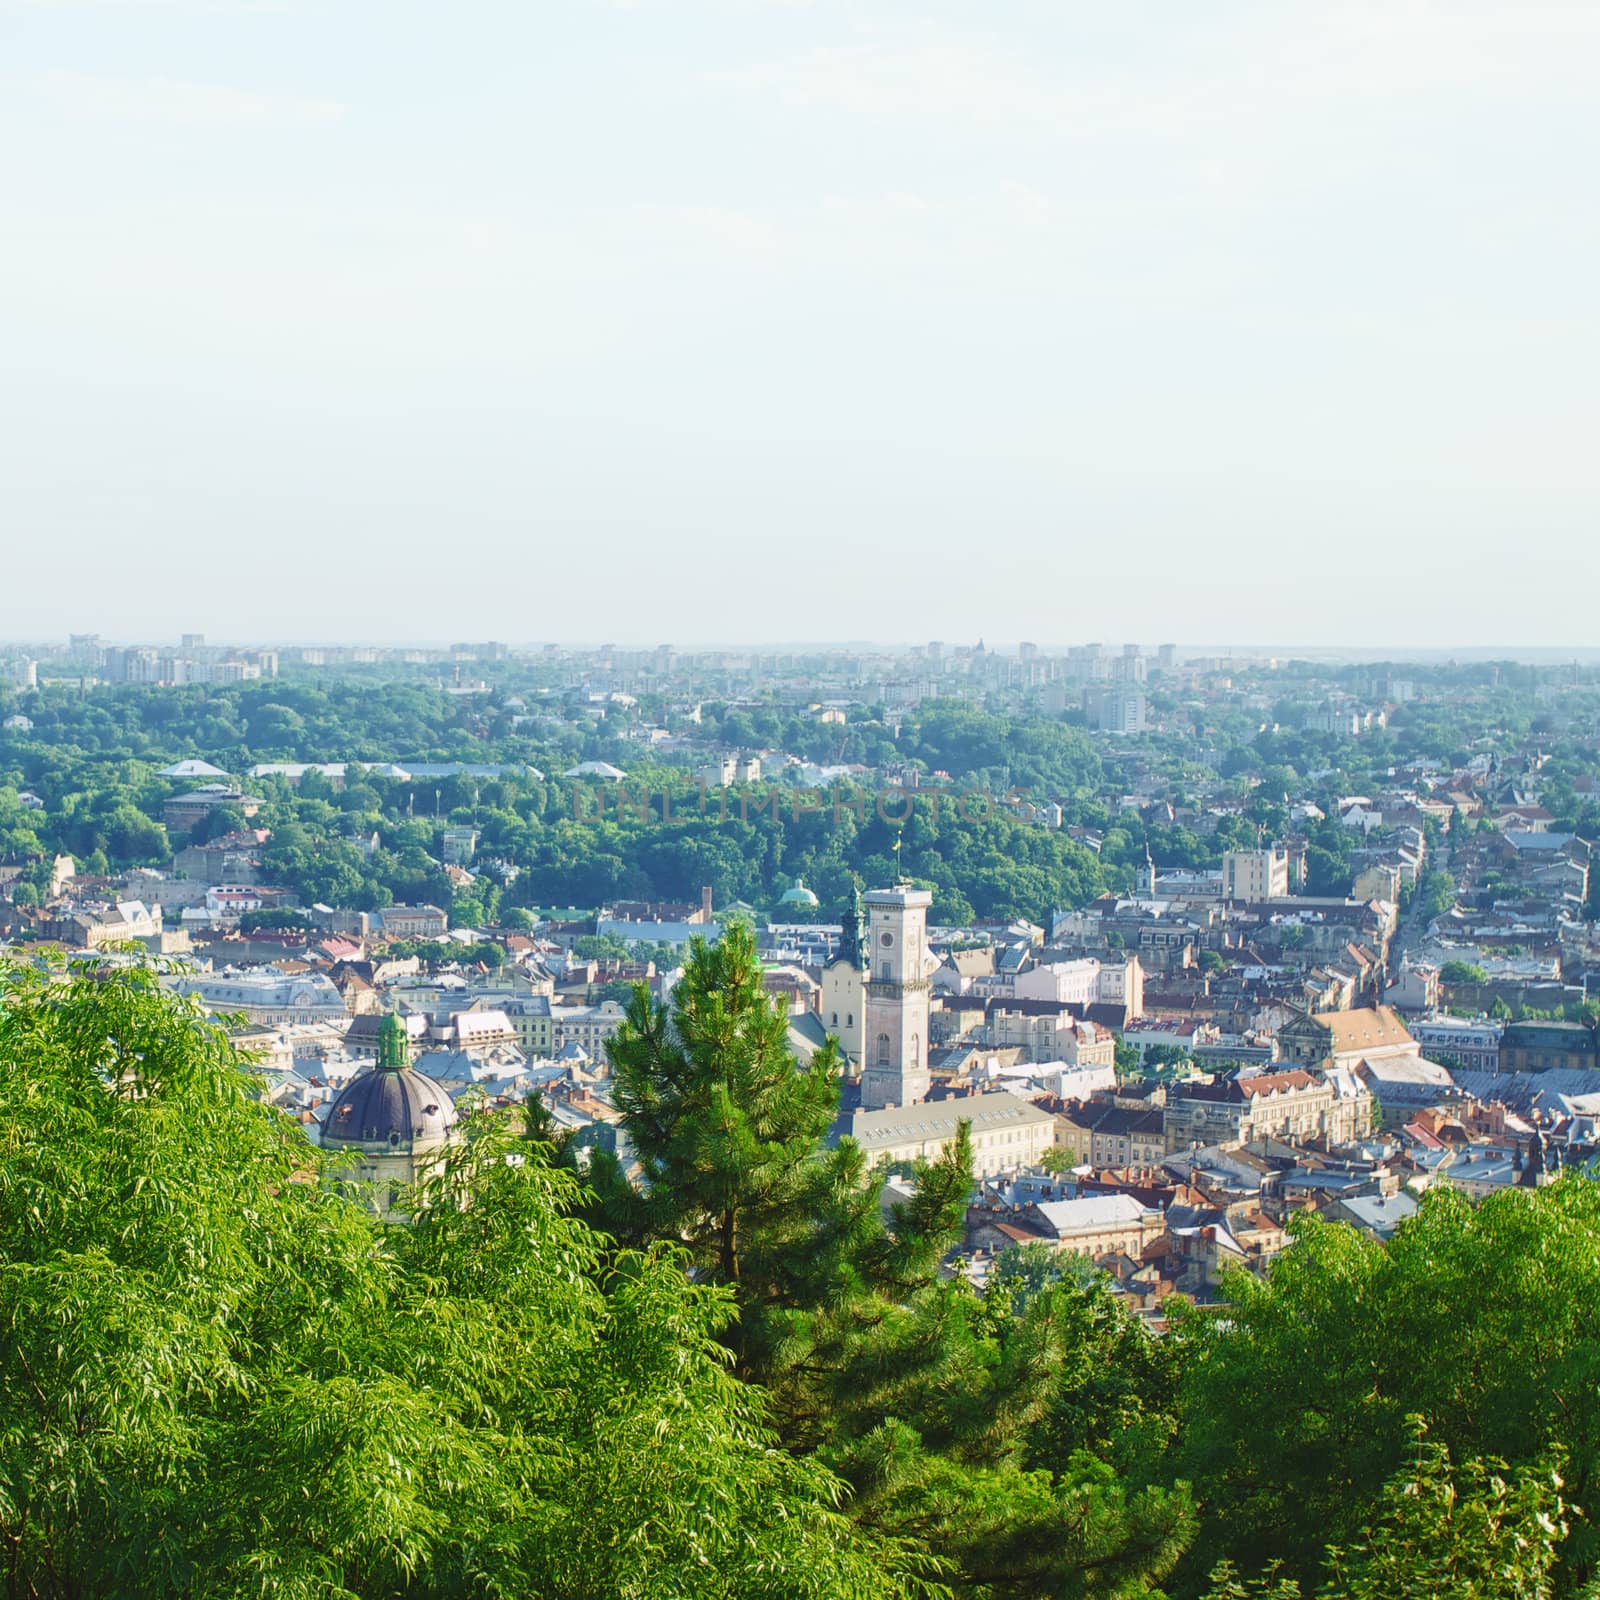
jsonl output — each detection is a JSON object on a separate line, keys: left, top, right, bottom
{"left": 860, "top": 885, "right": 933, "bottom": 1110}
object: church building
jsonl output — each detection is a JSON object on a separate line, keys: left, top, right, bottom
{"left": 320, "top": 1012, "right": 459, "bottom": 1220}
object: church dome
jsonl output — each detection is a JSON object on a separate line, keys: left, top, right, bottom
{"left": 779, "top": 876, "right": 820, "bottom": 909}
{"left": 322, "top": 1012, "right": 457, "bottom": 1151}
{"left": 322, "top": 1067, "right": 457, "bottom": 1150}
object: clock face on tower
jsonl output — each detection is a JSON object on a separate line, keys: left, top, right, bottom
{"left": 881, "top": 932, "right": 894, "bottom": 946}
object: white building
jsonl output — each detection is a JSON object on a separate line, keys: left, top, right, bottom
{"left": 842, "top": 1090, "right": 1059, "bottom": 1177}
{"left": 1086, "top": 688, "right": 1148, "bottom": 734}
{"left": 1027, "top": 1193, "right": 1163, "bottom": 1258}
{"left": 1010, "top": 956, "right": 1145, "bottom": 1018}
{"left": 821, "top": 958, "right": 866, "bottom": 1063}
{"left": 168, "top": 968, "right": 348, "bottom": 1024}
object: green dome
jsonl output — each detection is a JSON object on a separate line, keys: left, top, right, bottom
{"left": 778, "top": 877, "right": 820, "bottom": 909}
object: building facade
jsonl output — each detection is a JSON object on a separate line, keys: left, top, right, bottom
{"left": 860, "top": 885, "right": 933, "bottom": 1110}
{"left": 843, "top": 1090, "right": 1058, "bottom": 1176}
{"left": 1223, "top": 848, "right": 1291, "bottom": 902}
{"left": 1023, "top": 1193, "right": 1164, "bottom": 1258}
{"left": 1411, "top": 1017, "right": 1502, "bottom": 1073}
{"left": 1498, "top": 1021, "right": 1599, "bottom": 1074}
{"left": 168, "top": 968, "right": 348, "bottom": 1025}
{"left": 1163, "top": 1068, "right": 1374, "bottom": 1152}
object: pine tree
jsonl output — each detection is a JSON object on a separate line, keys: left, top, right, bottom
{"left": 590, "top": 926, "right": 1196, "bottom": 1597}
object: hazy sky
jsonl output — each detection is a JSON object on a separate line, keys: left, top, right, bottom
{"left": 3, "top": 1, "right": 1597, "bottom": 648}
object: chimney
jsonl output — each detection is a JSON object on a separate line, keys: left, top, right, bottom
{"left": 701, "top": 885, "right": 714, "bottom": 923}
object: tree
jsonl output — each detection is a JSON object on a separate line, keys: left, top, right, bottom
{"left": 589, "top": 927, "right": 1196, "bottom": 1598}
{"left": 191, "top": 803, "right": 246, "bottom": 844}
{"left": 589, "top": 922, "right": 870, "bottom": 1318}
{"left": 239, "top": 907, "right": 313, "bottom": 934}
{"left": 1439, "top": 959, "right": 1489, "bottom": 985}
{"left": 0, "top": 955, "right": 917, "bottom": 1600}
{"left": 993, "top": 1239, "right": 1100, "bottom": 1302}
{"left": 1173, "top": 1181, "right": 1600, "bottom": 1594}
{"left": 1417, "top": 868, "right": 1458, "bottom": 922}
{"left": 1200, "top": 1422, "right": 1576, "bottom": 1600}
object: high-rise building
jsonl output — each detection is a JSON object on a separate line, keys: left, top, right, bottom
{"left": 1114, "top": 645, "right": 1148, "bottom": 684}
{"left": 1086, "top": 687, "right": 1148, "bottom": 734}
{"left": 1222, "top": 847, "right": 1290, "bottom": 901}
{"left": 860, "top": 885, "right": 933, "bottom": 1110}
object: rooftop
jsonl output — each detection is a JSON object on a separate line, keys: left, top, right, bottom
{"left": 1306, "top": 1005, "right": 1415, "bottom": 1053}
{"left": 845, "top": 1090, "right": 1055, "bottom": 1149}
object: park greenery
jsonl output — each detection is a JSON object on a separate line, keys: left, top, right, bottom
{"left": 9, "top": 668, "right": 1600, "bottom": 929}
{"left": 5, "top": 939, "right": 1600, "bottom": 1598}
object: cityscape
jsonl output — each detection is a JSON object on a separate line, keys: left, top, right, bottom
{"left": 5, "top": 0, "right": 1598, "bottom": 1594}
{"left": 3, "top": 632, "right": 1600, "bottom": 1595}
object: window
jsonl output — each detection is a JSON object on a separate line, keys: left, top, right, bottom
{"left": 910, "top": 1032, "right": 919, "bottom": 1069}
{"left": 831, "top": 1012, "right": 838, "bottom": 1026}
{"left": 847, "top": 1013, "right": 853, "bottom": 1027}
{"left": 876, "top": 1033, "right": 891, "bottom": 1066}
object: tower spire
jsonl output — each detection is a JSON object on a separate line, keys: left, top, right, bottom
{"left": 377, "top": 1012, "right": 410, "bottom": 1071}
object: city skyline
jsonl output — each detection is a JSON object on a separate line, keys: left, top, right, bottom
{"left": 8, "top": 631, "right": 1600, "bottom": 666}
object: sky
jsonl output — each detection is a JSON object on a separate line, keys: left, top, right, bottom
{"left": 2, "top": 0, "right": 1597, "bottom": 649}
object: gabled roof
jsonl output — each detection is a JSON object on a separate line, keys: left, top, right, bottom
{"left": 1237, "top": 1069, "right": 1317, "bottom": 1097}
{"left": 158, "top": 758, "right": 230, "bottom": 778}
{"left": 1307, "top": 1005, "right": 1414, "bottom": 1054}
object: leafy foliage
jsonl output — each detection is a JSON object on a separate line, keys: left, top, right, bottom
{"left": 0, "top": 957, "right": 922, "bottom": 1599}
{"left": 1172, "top": 1185, "right": 1600, "bottom": 1593}
{"left": 1201, "top": 1421, "right": 1575, "bottom": 1600}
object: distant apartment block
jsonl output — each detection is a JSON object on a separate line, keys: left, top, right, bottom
{"left": 1222, "top": 847, "right": 1290, "bottom": 901}
{"left": 1085, "top": 687, "right": 1148, "bottom": 734}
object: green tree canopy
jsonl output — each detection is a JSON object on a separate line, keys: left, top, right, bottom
{"left": 1201, "top": 1422, "right": 1575, "bottom": 1600}
{"left": 1173, "top": 1184, "right": 1600, "bottom": 1594}
{"left": 0, "top": 956, "right": 919, "bottom": 1599}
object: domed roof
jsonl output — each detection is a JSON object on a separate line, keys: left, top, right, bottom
{"left": 779, "top": 876, "right": 820, "bottom": 908}
{"left": 322, "top": 1063, "right": 458, "bottom": 1150}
